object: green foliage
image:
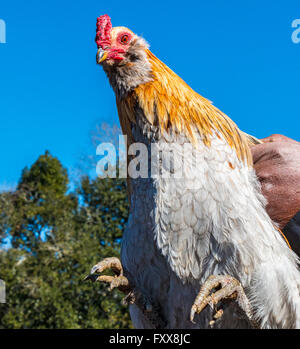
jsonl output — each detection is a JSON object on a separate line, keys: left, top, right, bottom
{"left": 0, "top": 152, "right": 132, "bottom": 329}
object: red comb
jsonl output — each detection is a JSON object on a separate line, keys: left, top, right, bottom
{"left": 96, "top": 14, "right": 112, "bottom": 49}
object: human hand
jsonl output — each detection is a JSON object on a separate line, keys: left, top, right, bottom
{"left": 251, "top": 134, "right": 300, "bottom": 229}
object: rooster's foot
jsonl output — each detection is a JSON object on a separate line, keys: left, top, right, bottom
{"left": 84, "top": 257, "right": 152, "bottom": 310}
{"left": 84, "top": 257, "right": 131, "bottom": 293}
{"left": 190, "top": 275, "right": 257, "bottom": 328}
{"left": 85, "top": 257, "right": 166, "bottom": 328}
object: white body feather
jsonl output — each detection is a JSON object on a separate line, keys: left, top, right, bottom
{"left": 121, "top": 115, "right": 300, "bottom": 329}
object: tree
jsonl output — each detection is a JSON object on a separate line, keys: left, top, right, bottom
{"left": 0, "top": 151, "right": 131, "bottom": 328}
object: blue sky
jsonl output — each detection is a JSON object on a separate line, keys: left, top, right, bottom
{"left": 0, "top": 0, "right": 299, "bottom": 188}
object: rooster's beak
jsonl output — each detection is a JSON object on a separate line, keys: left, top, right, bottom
{"left": 97, "top": 48, "right": 108, "bottom": 64}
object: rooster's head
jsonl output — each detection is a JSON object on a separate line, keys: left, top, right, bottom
{"left": 96, "top": 15, "right": 148, "bottom": 66}
{"left": 95, "top": 15, "right": 153, "bottom": 98}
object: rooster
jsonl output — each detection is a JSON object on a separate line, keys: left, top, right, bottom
{"left": 86, "top": 15, "right": 300, "bottom": 329}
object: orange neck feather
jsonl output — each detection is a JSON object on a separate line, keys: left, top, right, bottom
{"left": 117, "top": 49, "right": 252, "bottom": 166}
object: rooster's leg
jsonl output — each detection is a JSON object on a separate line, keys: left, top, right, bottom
{"left": 190, "top": 275, "right": 258, "bottom": 328}
{"left": 85, "top": 257, "right": 166, "bottom": 328}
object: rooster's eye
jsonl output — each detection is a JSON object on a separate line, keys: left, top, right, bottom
{"left": 120, "top": 34, "right": 129, "bottom": 44}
